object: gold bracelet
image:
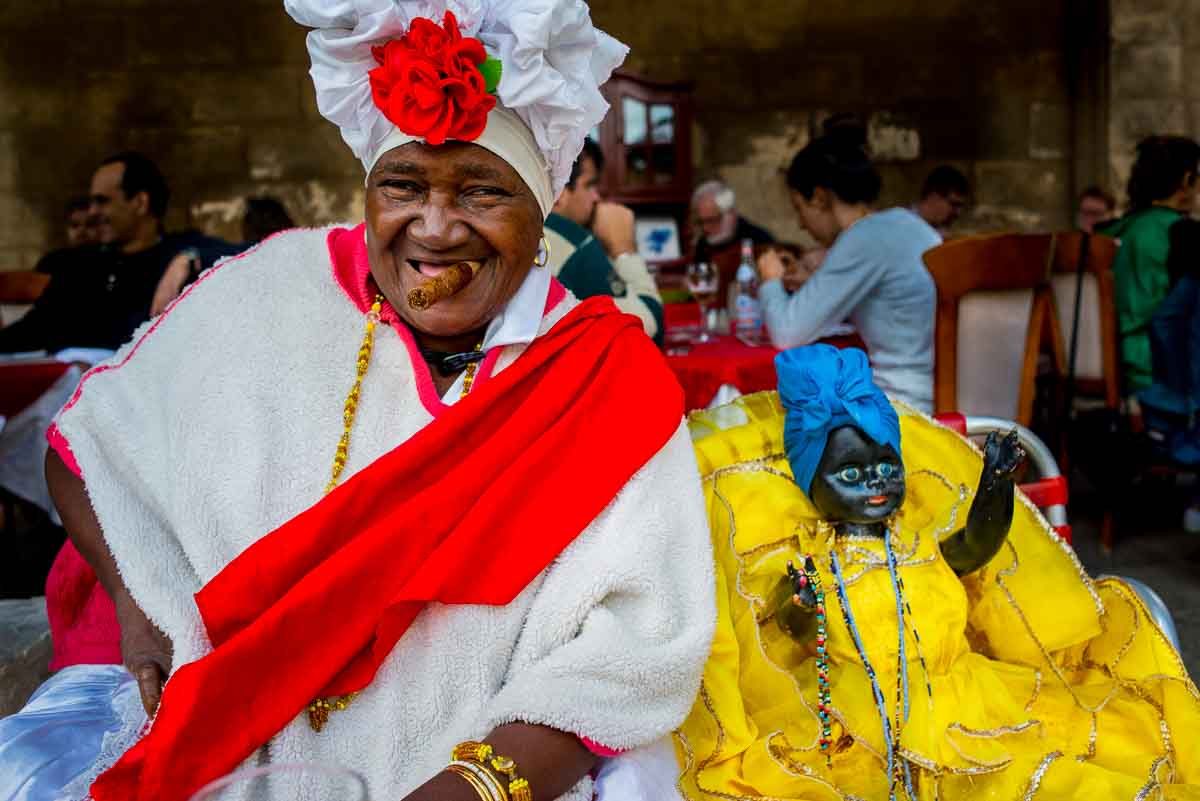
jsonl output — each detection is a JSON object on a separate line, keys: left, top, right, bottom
{"left": 451, "top": 741, "right": 532, "bottom": 801}
{"left": 452, "top": 741, "right": 495, "bottom": 764}
{"left": 446, "top": 763, "right": 496, "bottom": 801}
{"left": 450, "top": 760, "right": 508, "bottom": 801}
{"left": 487, "top": 755, "right": 532, "bottom": 801}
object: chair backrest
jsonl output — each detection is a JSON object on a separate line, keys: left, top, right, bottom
{"left": 1046, "top": 232, "right": 1120, "bottom": 407}
{"left": 924, "top": 233, "right": 1065, "bottom": 425}
{"left": 0, "top": 270, "right": 50, "bottom": 328}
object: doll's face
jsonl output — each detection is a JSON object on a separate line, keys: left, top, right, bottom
{"left": 809, "top": 425, "right": 905, "bottom": 524}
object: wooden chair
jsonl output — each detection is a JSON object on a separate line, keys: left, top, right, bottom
{"left": 1046, "top": 232, "right": 1121, "bottom": 409}
{"left": 924, "top": 233, "right": 1065, "bottom": 427}
{"left": 1044, "top": 233, "right": 1126, "bottom": 549}
{"left": 0, "top": 270, "right": 50, "bottom": 328}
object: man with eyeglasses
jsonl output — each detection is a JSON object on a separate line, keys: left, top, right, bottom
{"left": 689, "top": 180, "right": 774, "bottom": 295}
{"left": 912, "top": 165, "right": 970, "bottom": 238}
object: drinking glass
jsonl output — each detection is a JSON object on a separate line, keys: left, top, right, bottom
{"left": 188, "top": 763, "right": 369, "bottom": 801}
{"left": 685, "top": 261, "right": 719, "bottom": 343}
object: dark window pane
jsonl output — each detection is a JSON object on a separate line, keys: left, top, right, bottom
{"left": 626, "top": 147, "right": 649, "bottom": 186}
{"left": 651, "top": 144, "right": 675, "bottom": 184}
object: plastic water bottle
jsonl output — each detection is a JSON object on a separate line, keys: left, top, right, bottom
{"left": 732, "top": 238, "right": 762, "bottom": 340}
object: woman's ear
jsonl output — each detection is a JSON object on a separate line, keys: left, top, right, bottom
{"left": 811, "top": 186, "right": 834, "bottom": 211}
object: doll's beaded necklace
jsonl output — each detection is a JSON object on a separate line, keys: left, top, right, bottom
{"left": 307, "top": 294, "right": 482, "bottom": 732}
{"left": 827, "top": 522, "right": 931, "bottom": 800}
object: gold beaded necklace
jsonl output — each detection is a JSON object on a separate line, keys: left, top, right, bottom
{"left": 306, "top": 294, "right": 481, "bottom": 732}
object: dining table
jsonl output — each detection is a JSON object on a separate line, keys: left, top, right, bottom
{"left": 661, "top": 303, "right": 863, "bottom": 410}
{"left": 0, "top": 359, "right": 72, "bottom": 419}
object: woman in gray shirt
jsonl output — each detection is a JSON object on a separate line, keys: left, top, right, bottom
{"left": 758, "top": 132, "right": 940, "bottom": 411}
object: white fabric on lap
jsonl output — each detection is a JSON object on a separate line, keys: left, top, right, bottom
{"left": 0, "top": 666, "right": 145, "bottom": 801}
{"left": 594, "top": 737, "right": 685, "bottom": 801}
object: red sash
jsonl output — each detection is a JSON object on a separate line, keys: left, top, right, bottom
{"left": 91, "top": 296, "right": 683, "bottom": 801}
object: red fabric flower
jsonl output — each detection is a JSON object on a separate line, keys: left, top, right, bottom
{"left": 369, "top": 11, "right": 497, "bottom": 145}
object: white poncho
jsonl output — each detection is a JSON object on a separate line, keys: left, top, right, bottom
{"left": 49, "top": 226, "right": 715, "bottom": 800}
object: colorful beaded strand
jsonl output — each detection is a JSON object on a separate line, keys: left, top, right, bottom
{"left": 830, "top": 550, "right": 897, "bottom": 800}
{"left": 798, "top": 556, "right": 833, "bottom": 766}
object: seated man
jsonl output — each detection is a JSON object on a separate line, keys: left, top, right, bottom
{"left": 0, "top": 152, "right": 234, "bottom": 355}
{"left": 544, "top": 138, "right": 663, "bottom": 343}
{"left": 689, "top": 179, "right": 774, "bottom": 294}
{"left": 912, "top": 164, "right": 969, "bottom": 237}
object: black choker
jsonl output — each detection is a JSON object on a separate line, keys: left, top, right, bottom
{"left": 420, "top": 347, "right": 486, "bottom": 376}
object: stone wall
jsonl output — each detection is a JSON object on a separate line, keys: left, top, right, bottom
{"left": 593, "top": 0, "right": 1082, "bottom": 244}
{"left": 1108, "top": 0, "right": 1200, "bottom": 211}
{"left": 0, "top": 1, "right": 361, "bottom": 271}
{"left": 0, "top": 1, "right": 1093, "bottom": 270}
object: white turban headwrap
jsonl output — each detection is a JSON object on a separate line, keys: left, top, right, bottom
{"left": 284, "top": 0, "right": 628, "bottom": 219}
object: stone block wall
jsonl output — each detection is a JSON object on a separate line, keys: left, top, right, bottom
{"left": 1108, "top": 0, "right": 1200, "bottom": 212}
{"left": 0, "top": 0, "right": 361, "bottom": 271}
{"left": 1, "top": 1, "right": 1088, "bottom": 269}
{"left": 592, "top": 0, "right": 1079, "bottom": 244}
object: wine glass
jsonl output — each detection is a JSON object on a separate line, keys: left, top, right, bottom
{"left": 685, "top": 261, "right": 719, "bottom": 343}
{"left": 188, "top": 763, "right": 369, "bottom": 801}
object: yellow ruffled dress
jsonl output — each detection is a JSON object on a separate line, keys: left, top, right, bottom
{"left": 677, "top": 392, "right": 1200, "bottom": 801}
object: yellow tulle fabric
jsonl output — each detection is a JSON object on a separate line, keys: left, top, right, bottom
{"left": 676, "top": 392, "right": 1200, "bottom": 801}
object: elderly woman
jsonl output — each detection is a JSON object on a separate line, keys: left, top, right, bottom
{"left": 0, "top": 3, "right": 715, "bottom": 800}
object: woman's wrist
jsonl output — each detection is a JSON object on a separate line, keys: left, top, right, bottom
{"left": 404, "top": 769, "right": 479, "bottom": 801}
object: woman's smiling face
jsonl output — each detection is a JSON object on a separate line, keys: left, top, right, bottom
{"left": 809, "top": 425, "right": 906, "bottom": 524}
{"left": 365, "top": 140, "right": 543, "bottom": 338}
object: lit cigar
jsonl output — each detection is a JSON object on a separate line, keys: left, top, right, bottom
{"left": 406, "top": 260, "right": 482, "bottom": 310}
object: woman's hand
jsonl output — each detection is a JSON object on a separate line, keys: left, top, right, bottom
{"left": 757, "top": 248, "right": 786, "bottom": 282}
{"left": 115, "top": 591, "right": 172, "bottom": 716}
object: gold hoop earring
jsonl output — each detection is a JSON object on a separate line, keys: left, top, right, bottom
{"left": 534, "top": 236, "right": 551, "bottom": 268}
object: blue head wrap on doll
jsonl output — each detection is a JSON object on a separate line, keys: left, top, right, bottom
{"left": 777, "top": 345, "right": 901, "bottom": 493}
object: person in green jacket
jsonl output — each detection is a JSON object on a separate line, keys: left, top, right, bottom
{"left": 545, "top": 139, "right": 664, "bottom": 344}
{"left": 1100, "top": 135, "right": 1200, "bottom": 392}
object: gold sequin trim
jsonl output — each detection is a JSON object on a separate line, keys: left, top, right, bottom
{"left": 992, "top": 540, "right": 1114, "bottom": 714}
{"left": 696, "top": 683, "right": 726, "bottom": 775}
{"left": 702, "top": 454, "right": 791, "bottom": 484}
{"left": 1133, "top": 755, "right": 1171, "bottom": 801}
{"left": 1025, "top": 670, "right": 1042, "bottom": 712}
{"left": 946, "top": 720, "right": 1040, "bottom": 738}
{"left": 1021, "top": 751, "right": 1063, "bottom": 801}
{"left": 897, "top": 400, "right": 1107, "bottom": 618}
{"left": 898, "top": 747, "right": 1005, "bottom": 777}
{"left": 1075, "top": 713, "right": 1097, "bottom": 762}
{"left": 676, "top": 695, "right": 796, "bottom": 801}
